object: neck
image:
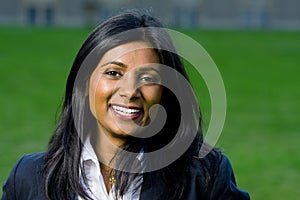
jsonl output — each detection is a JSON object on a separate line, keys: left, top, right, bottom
{"left": 91, "top": 129, "right": 125, "bottom": 169}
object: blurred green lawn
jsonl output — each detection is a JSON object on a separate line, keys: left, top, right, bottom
{"left": 0, "top": 27, "right": 299, "bottom": 199}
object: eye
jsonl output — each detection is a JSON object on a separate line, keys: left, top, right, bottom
{"left": 140, "top": 75, "right": 160, "bottom": 84}
{"left": 104, "top": 70, "right": 123, "bottom": 79}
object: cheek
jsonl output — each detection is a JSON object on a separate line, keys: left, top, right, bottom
{"left": 142, "top": 86, "right": 163, "bottom": 104}
{"left": 89, "top": 78, "right": 114, "bottom": 116}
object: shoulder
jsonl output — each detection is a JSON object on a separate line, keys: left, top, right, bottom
{"left": 10, "top": 152, "right": 45, "bottom": 182}
{"left": 2, "top": 152, "right": 46, "bottom": 200}
{"left": 187, "top": 150, "right": 250, "bottom": 200}
{"left": 13, "top": 152, "right": 45, "bottom": 172}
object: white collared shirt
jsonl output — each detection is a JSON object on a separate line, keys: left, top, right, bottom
{"left": 78, "top": 138, "right": 143, "bottom": 200}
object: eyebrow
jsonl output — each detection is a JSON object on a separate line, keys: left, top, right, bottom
{"left": 138, "top": 66, "right": 160, "bottom": 75}
{"left": 101, "top": 61, "right": 161, "bottom": 74}
{"left": 100, "top": 61, "right": 127, "bottom": 68}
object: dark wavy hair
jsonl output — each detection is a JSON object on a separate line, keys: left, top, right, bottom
{"left": 43, "top": 10, "right": 217, "bottom": 200}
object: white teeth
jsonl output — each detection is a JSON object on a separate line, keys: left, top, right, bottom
{"left": 112, "top": 105, "right": 141, "bottom": 116}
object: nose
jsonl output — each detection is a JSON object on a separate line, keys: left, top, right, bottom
{"left": 117, "top": 74, "right": 141, "bottom": 101}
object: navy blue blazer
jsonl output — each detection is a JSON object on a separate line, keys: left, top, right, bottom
{"left": 2, "top": 152, "right": 250, "bottom": 200}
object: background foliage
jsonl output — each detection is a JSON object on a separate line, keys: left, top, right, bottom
{"left": 0, "top": 27, "right": 299, "bottom": 199}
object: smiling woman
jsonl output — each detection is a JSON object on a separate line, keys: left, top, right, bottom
{"left": 1, "top": 10, "right": 250, "bottom": 200}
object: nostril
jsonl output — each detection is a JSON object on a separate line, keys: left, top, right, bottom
{"left": 130, "top": 96, "right": 139, "bottom": 101}
{"left": 118, "top": 87, "right": 141, "bottom": 101}
{"left": 119, "top": 92, "right": 140, "bottom": 101}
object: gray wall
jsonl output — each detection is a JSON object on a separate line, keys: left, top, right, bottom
{"left": 0, "top": 0, "right": 299, "bottom": 29}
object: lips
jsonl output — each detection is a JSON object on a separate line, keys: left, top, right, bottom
{"left": 110, "top": 104, "right": 143, "bottom": 120}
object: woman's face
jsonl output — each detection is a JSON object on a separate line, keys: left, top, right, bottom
{"left": 89, "top": 41, "right": 163, "bottom": 144}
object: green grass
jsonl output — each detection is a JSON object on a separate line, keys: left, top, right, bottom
{"left": 1, "top": 27, "right": 300, "bottom": 199}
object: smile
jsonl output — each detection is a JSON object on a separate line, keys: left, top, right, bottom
{"left": 111, "top": 105, "right": 143, "bottom": 120}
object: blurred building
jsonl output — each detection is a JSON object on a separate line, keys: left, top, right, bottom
{"left": 0, "top": 0, "right": 299, "bottom": 29}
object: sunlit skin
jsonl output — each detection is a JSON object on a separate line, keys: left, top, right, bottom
{"left": 89, "top": 41, "right": 163, "bottom": 151}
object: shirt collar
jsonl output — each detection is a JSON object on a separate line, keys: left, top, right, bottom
{"left": 81, "top": 136, "right": 99, "bottom": 165}
{"left": 81, "top": 136, "right": 144, "bottom": 170}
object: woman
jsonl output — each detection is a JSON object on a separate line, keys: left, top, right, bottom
{"left": 2, "top": 10, "right": 250, "bottom": 200}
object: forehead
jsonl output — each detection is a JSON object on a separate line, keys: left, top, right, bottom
{"left": 99, "top": 41, "right": 159, "bottom": 65}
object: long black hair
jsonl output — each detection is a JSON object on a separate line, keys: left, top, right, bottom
{"left": 44, "top": 10, "right": 218, "bottom": 200}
